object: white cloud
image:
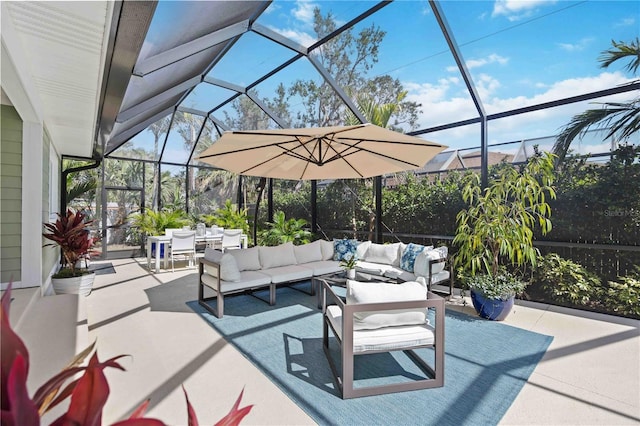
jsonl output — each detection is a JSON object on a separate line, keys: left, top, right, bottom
{"left": 614, "top": 17, "right": 636, "bottom": 28}
{"left": 558, "top": 37, "right": 593, "bottom": 52}
{"left": 270, "top": 27, "right": 316, "bottom": 47}
{"left": 447, "top": 53, "right": 509, "bottom": 72}
{"left": 492, "top": 0, "right": 556, "bottom": 21}
{"left": 292, "top": 0, "right": 316, "bottom": 25}
{"left": 404, "top": 71, "right": 634, "bottom": 149}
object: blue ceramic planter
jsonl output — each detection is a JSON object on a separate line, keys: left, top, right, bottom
{"left": 470, "top": 289, "right": 514, "bottom": 321}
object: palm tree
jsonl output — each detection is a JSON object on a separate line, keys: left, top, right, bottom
{"left": 553, "top": 38, "right": 640, "bottom": 165}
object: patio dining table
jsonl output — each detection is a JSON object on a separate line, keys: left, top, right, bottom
{"left": 145, "top": 233, "right": 248, "bottom": 273}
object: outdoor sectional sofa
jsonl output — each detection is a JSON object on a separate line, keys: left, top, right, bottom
{"left": 198, "top": 239, "right": 451, "bottom": 318}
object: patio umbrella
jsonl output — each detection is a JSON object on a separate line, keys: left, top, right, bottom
{"left": 195, "top": 124, "right": 447, "bottom": 180}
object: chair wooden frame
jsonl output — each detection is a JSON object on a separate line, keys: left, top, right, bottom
{"left": 321, "top": 279, "right": 445, "bottom": 399}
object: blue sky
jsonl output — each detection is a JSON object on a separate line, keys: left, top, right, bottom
{"left": 136, "top": 0, "right": 639, "bottom": 163}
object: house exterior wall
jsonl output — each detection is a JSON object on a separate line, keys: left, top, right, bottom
{"left": 1, "top": 104, "right": 23, "bottom": 283}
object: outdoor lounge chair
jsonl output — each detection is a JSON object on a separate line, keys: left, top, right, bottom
{"left": 321, "top": 279, "right": 444, "bottom": 399}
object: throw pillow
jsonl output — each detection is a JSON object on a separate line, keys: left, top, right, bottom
{"left": 400, "top": 243, "right": 431, "bottom": 272}
{"left": 259, "top": 242, "right": 298, "bottom": 269}
{"left": 203, "top": 248, "right": 241, "bottom": 282}
{"left": 319, "top": 239, "right": 334, "bottom": 261}
{"left": 414, "top": 246, "right": 448, "bottom": 276}
{"left": 346, "top": 280, "right": 428, "bottom": 330}
{"left": 228, "top": 246, "right": 261, "bottom": 271}
{"left": 294, "top": 241, "right": 323, "bottom": 264}
{"left": 333, "top": 238, "right": 358, "bottom": 261}
{"left": 363, "top": 242, "right": 402, "bottom": 266}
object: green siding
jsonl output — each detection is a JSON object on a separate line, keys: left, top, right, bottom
{"left": 1, "top": 105, "right": 22, "bottom": 282}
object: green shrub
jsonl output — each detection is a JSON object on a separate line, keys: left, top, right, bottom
{"left": 201, "top": 200, "right": 249, "bottom": 234}
{"left": 258, "top": 211, "right": 311, "bottom": 246}
{"left": 532, "top": 253, "right": 602, "bottom": 305}
{"left": 605, "top": 268, "right": 640, "bottom": 317}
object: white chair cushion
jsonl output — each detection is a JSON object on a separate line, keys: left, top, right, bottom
{"left": 363, "top": 242, "right": 402, "bottom": 266}
{"left": 294, "top": 241, "right": 323, "bottom": 264}
{"left": 259, "top": 242, "right": 298, "bottom": 269}
{"left": 414, "top": 246, "right": 448, "bottom": 276}
{"left": 319, "top": 240, "right": 334, "bottom": 261}
{"left": 228, "top": 247, "right": 261, "bottom": 271}
{"left": 326, "top": 305, "right": 434, "bottom": 353}
{"left": 383, "top": 267, "right": 417, "bottom": 282}
{"left": 259, "top": 265, "right": 313, "bottom": 284}
{"left": 354, "top": 260, "right": 395, "bottom": 276}
{"left": 346, "top": 280, "right": 428, "bottom": 330}
{"left": 204, "top": 248, "right": 241, "bottom": 282}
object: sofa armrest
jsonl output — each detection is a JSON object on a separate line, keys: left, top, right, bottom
{"left": 199, "top": 257, "right": 221, "bottom": 291}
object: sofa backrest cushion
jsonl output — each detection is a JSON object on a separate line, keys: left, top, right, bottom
{"left": 204, "top": 248, "right": 241, "bottom": 282}
{"left": 294, "top": 240, "right": 323, "bottom": 264}
{"left": 319, "top": 239, "right": 334, "bottom": 261}
{"left": 356, "top": 240, "right": 371, "bottom": 260}
{"left": 228, "top": 246, "right": 261, "bottom": 271}
{"left": 414, "top": 246, "right": 448, "bottom": 276}
{"left": 400, "top": 243, "right": 433, "bottom": 272}
{"left": 346, "top": 280, "right": 428, "bottom": 330}
{"left": 259, "top": 242, "right": 298, "bottom": 269}
{"left": 333, "top": 238, "right": 358, "bottom": 261}
{"left": 363, "top": 242, "right": 402, "bottom": 266}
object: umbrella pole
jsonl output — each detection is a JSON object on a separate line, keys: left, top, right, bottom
{"left": 253, "top": 177, "right": 267, "bottom": 245}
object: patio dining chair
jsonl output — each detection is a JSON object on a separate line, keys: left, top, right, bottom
{"left": 221, "top": 229, "right": 242, "bottom": 252}
{"left": 321, "top": 279, "right": 445, "bottom": 399}
{"left": 169, "top": 231, "right": 197, "bottom": 272}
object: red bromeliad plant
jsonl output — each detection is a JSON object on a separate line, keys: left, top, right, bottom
{"left": 43, "top": 209, "right": 99, "bottom": 278}
{"left": 1, "top": 283, "right": 253, "bottom": 426}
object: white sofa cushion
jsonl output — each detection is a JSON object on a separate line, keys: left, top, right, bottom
{"left": 363, "top": 242, "right": 402, "bottom": 266}
{"left": 383, "top": 267, "right": 417, "bottom": 282}
{"left": 326, "top": 305, "right": 434, "bottom": 353}
{"left": 228, "top": 247, "right": 262, "bottom": 271}
{"left": 259, "top": 265, "right": 313, "bottom": 284}
{"left": 294, "top": 241, "right": 323, "bottom": 264}
{"left": 298, "top": 260, "right": 343, "bottom": 276}
{"left": 201, "top": 270, "right": 271, "bottom": 293}
{"left": 414, "top": 246, "right": 448, "bottom": 276}
{"left": 356, "top": 240, "right": 371, "bottom": 259}
{"left": 346, "top": 280, "right": 428, "bottom": 330}
{"left": 259, "top": 242, "right": 297, "bottom": 269}
{"left": 204, "top": 248, "right": 241, "bottom": 282}
{"left": 319, "top": 239, "right": 334, "bottom": 261}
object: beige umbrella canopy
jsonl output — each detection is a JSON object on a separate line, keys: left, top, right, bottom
{"left": 195, "top": 123, "right": 447, "bottom": 180}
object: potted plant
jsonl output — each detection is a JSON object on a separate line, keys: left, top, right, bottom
{"left": 340, "top": 252, "right": 358, "bottom": 279}
{"left": 43, "top": 209, "right": 99, "bottom": 296}
{"left": 453, "top": 151, "right": 556, "bottom": 320}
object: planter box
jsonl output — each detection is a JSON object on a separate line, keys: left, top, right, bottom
{"left": 52, "top": 272, "right": 96, "bottom": 297}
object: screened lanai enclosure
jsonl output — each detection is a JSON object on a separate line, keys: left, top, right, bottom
{"left": 62, "top": 1, "right": 639, "bottom": 317}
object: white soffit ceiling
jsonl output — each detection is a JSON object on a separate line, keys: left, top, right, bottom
{"left": 4, "top": 1, "right": 111, "bottom": 157}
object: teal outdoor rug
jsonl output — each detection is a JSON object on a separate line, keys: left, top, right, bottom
{"left": 189, "top": 284, "right": 553, "bottom": 425}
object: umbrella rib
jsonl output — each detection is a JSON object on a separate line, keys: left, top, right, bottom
{"left": 324, "top": 139, "right": 424, "bottom": 169}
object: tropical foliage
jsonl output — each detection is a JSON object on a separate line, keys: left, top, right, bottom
{"left": 554, "top": 38, "right": 639, "bottom": 165}
{"left": 43, "top": 209, "right": 99, "bottom": 277}
{"left": 0, "top": 283, "right": 253, "bottom": 426}
{"left": 454, "top": 152, "right": 556, "bottom": 277}
{"left": 201, "top": 200, "right": 250, "bottom": 234}
{"left": 258, "top": 211, "right": 312, "bottom": 246}
{"left": 129, "top": 209, "right": 191, "bottom": 237}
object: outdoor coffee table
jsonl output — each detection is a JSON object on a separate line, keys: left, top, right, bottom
{"left": 312, "top": 270, "right": 400, "bottom": 309}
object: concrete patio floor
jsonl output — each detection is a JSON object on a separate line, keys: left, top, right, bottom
{"left": 77, "top": 258, "right": 639, "bottom": 424}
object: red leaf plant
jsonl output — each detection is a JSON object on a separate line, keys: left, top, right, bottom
{"left": 43, "top": 209, "right": 100, "bottom": 277}
{"left": 1, "top": 283, "right": 253, "bottom": 426}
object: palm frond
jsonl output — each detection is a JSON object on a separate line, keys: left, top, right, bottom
{"left": 598, "top": 37, "right": 640, "bottom": 74}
